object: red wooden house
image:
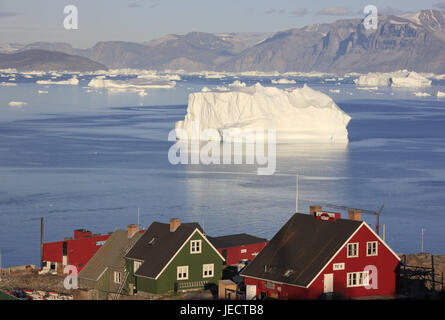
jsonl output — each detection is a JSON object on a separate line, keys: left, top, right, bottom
{"left": 207, "top": 234, "right": 268, "bottom": 266}
{"left": 241, "top": 208, "right": 401, "bottom": 300}
{"left": 42, "top": 229, "right": 112, "bottom": 272}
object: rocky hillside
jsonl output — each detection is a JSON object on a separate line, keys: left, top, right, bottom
{"left": 2, "top": 10, "right": 445, "bottom": 73}
{"left": 220, "top": 13, "right": 445, "bottom": 73}
{"left": 0, "top": 49, "right": 107, "bottom": 72}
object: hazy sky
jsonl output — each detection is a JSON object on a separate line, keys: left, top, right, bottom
{"left": 1, "top": 0, "right": 445, "bottom": 48}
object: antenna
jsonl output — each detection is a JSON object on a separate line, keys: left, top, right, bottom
{"left": 296, "top": 171, "right": 299, "bottom": 213}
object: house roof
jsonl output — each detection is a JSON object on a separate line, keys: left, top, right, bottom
{"left": 240, "top": 212, "right": 363, "bottom": 287}
{"left": 207, "top": 233, "right": 268, "bottom": 249}
{"left": 125, "top": 222, "right": 205, "bottom": 279}
{"left": 79, "top": 229, "right": 142, "bottom": 282}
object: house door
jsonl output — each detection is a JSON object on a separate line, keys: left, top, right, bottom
{"left": 324, "top": 274, "right": 334, "bottom": 293}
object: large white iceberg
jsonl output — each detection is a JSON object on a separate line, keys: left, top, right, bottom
{"left": 354, "top": 70, "right": 432, "bottom": 87}
{"left": 175, "top": 83, "right": 351, "bottom": 143}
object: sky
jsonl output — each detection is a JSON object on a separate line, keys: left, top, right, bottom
{"left": 1, "top": 0, "right": 445, "bottom": 48}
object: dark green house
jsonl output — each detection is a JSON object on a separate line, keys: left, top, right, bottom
{"left": 125, "top": 218, "right": 225, "bottom": 295}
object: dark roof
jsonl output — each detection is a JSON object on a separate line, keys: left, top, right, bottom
{"left": 79, "top": 230, "right": 142, "bottom": 281}
{"left": 240, "top": 212, "right": 363, "bottom": 287}
{"left": 125, "top": 222, "right": 204, "bottom": 278}
{"left": 207, "top": 233, "right": 268, "bottom": 249}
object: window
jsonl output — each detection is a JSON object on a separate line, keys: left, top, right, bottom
{"left": 241, "top": 249, "right": 247, "bottom": 253}
{"left": 177, "top": 266, "right": 189, "bottom": 280}
{"left": 347, "top": 271, "right": 369, "bottom": 287}
{"left": 114, "top": 271, "right": 122, "bottom": 284}
{"left": 134, "top": 261, "right": 142, "bottom": 272}
{"left": 333, "top": 263, "right": 345, "bottom": 271}
{"left": 203, "top": 264, "right": 214, "bottom": 278}
{"left": 347, "top": 243, "right": 359, "bottom": 257}
{"left": 367, "top": 241, "right": 378, "bottom": 256}
{"left": 190, "top": 240, "right": 202, "bottom": 254}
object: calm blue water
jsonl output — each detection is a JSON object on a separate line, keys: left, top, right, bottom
{"left": 1, "top": 73, "right": 445, "bottom": 267}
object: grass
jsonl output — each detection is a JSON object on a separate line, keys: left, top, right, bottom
{"left": 0, "top": 290, "right": 18, "bottom": 300}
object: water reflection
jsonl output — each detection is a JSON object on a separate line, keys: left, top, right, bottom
{"left": 182, "top": 142, "right": 349, "bottom": 238}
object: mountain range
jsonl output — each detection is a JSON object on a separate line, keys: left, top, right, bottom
{"left": 1, "top": 9, "right": 444, "bottom": 73}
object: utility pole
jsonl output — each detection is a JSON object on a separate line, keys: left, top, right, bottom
{"left": 137, "top": 208, "right": 140, "bottom": 228}
{"left": 0, "top": 248, "right": 2, "bottom": 281}
{"left": 421, "top": 228, "right": 424, "bottom": 253}
{"left": 382, "top": 224, "right": 386, "bottom": 242}
{"left": 40, "top": 217, "right": 44, "bottom": 269}
{"left": 295, "top": 171, "right": 299, "bottom": 213}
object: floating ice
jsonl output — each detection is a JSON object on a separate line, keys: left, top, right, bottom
{"left": 354, "top": 70, "right": 432, "bottom": 87}
{"left": 228, "top": 80, "right": 246, "bottom": 88}
{"left": 414, "top": 92, "right": 431, "bottom": 97}
{"left": 8, "top": 101, "right": 28, "bottom": 107}
{"left": 438, "top": 91, "right": 445, "bottom": 97}
{"left": 0, "top": 82, "right": 16, "bottom": 87}
{"left": 38, "top": 90, "right": 48, "bottom": 94}
{"left": 175, "top": 83, "right": 351, "bottom": 143}
{"left": 36, "top": 76, "right": 79, "bottom": 85}
{"left": 357, "top": 86, "right": 379, "bottom": 91}
{"left": 271, "top": 78, "right": 296, "bottom": 84}
{"left": 88, "top": 77, "right": 176, "bottom": 92}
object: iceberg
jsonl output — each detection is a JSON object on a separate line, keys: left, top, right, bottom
{"left": 437, "top": 91, "right": 445, "bottom": 97}
{"left": 8, "top": 101, "right": 28, "bottom": 107}
{"left": 0, "top": 82, "right": 16, "bottom": 87}
{"left": 228, "top": 80, "right": 246, "bottom": 88}
{"left": 271, "top": 78, "right": 296, "bottom": 84}
{"left": 414, "top": 92, "right": 431, "bottom": 97}
{"left": 354, "top": 70, "right": 432, "bottom": 87}
{"left": 36, "top": 76, "right": 79, "bottom": 85}
{"left": 175, "top": 83, "right": 351, "bottom": 143}
{"left": 88, "top": 77, "right": 176, "bottom": 92}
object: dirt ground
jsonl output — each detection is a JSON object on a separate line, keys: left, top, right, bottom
{"left": 0, "top": 272, "right": 71, "bottom": 295}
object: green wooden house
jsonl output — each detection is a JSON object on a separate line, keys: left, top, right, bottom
{"left": 124, "top": 218, "right": 225, "bottom": 295}
{"left": 78, "top": 225, "right": 142, "bottom": 300}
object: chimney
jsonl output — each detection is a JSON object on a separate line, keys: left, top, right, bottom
{"left": 127, "top": 224, "right": 139, "bottom": 237}
{"left": 170, "top": 218, "right": 181, "bottom": 232}
{"left": 348, "top": 209, "right": 362, "bottom": 221}
{"left": 310, "top": 205, "right": 322, "bottom": 216}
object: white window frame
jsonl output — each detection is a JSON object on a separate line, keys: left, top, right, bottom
{"left": 177, "top": 266, "right": 189, "bottom": 280}
{"left": 333, "top": 263, "right": 345, "bottom": 271}
{"left": 190, "top": 240, "right": 202, "bottom": 254}
{"left": 202, "top": 264, "right": 214, "bottom": 278}
{"left": 366, "top": 241, "right": 378, "bottom": 256}
{"left": 114, "top": 271, "right": 122, "bottom": 284}
{"left": 347, "top": 243, "right": 359, "bottom": 258}
{"left": 240, "top": 249, "right": 247, "bottom": 253}
{"left": 134, "top": 260, "right": 142, "bottom": 272}
{"left": 347, "top": 271, "right": 369, "bottom": 287}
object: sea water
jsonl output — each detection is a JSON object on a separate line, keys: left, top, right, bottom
{"left": 0, "top": 74, "right": 444, "bottom": 267}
